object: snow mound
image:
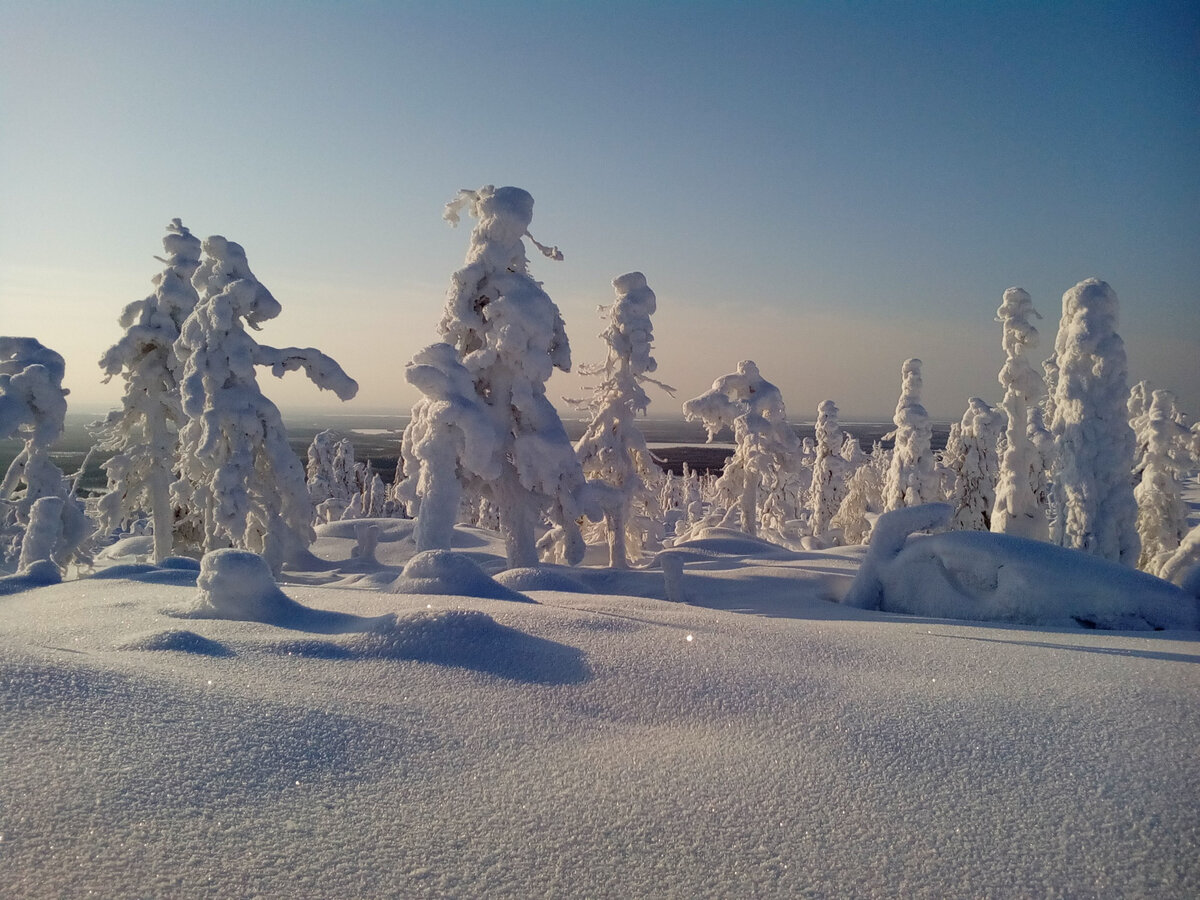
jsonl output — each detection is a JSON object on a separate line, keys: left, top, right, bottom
{"left": 0, "top": 560, "right": 61, "bottom": 595}
{"left": 844, "top": 504, "right": 1200, "bottom": 630}
{"left": 87, "top": 563, "right": 200, "bottom": 587}
{"left": 389, "top": 550, "right": 533, "bottom": 603}
{"left": 669, "top": 528, "right": 798, "bottom": 560}
{"left": 182, "top": 549, "right": 395, "bottom": 633}
{"left": 494, "top": 566, "right": 595, "bottom": 594}
{"left": 259, "top": 609, "right": 590, "bottom": 684}
{"left": 120, "top": 629, "right": 234, "bottom": 657}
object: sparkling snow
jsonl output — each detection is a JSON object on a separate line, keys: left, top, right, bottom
{"left": 1, "top": 522, "right": 1197, "bottom": 897}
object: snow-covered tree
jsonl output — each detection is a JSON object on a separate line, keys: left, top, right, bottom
{"left": 944, "top": 397, "right": 1004, "bottom": 531}
{"left": 883, "top": 358, "right": 939, "bottom": 511}
{"left": 808, "top": 400, "right": 849, "bottom": 543}
{"left": 1046, "top": 278, "right": 1139, "bottom": 565}
{"left": 93, "top": 219, "right": 201, "bottom": 561}
{"left": 990, "top": 287, "right": 1050, "bottom": 540}
{"left": 433, "top": 185, "right": 594, "bottom": 567}
{"left": 173, "top": 235, "right": 358, "bottom": 573}
{"left": 1132, "top": 389, "right": 1193, "bottom": 575}
{"left": 683, "top": 360, "right": 803, "bottom": 540}
{"left": 397, "top": 342, "right": 500, "bottom": 552}
{"left": 574, "top": 272, "right": 674, "bottom": 567}
{"left": 0, "top": 337, "right": 91, "bottom": 573}
{"left": 306, "top": 430, "right": 376, "bottom": 523}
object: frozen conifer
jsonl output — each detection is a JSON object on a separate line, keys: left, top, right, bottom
{"left": 683, "top": 360, "right": 803, "bottom": 540}
{"left": 883, "top": 359, "right": 939, "bottom": 511}
{"left": 574, "top": 272, "right": 674, "bottom": 567}
{"left": 93, "top": 219, "right": 201, "bottom": 561}
{"left": 990, "top": 287, "right": 1050, "bottom": 539}
{"left": 945, "top": 397, "right": 1004, "bottom": 531}
{"left": 0, "top": 338, "right": 92, "bottom": 573}
{"left": 808, "top": 400, "right": 848, "bottom": 543}
{"left": 174, "top": 235, "right": 358, "bottom": 573}
{"left": 1132, "top": 389, "right": 1193, "bottom": 575}
{"left": 1046, "top": 278, "right": 1139, "bottom": 565}
{"left": 431, "top": 186, "right": 592, "bottom": 567}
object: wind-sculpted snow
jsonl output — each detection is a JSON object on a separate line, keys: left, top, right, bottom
{"left": 389, "top": 550, "right": 534, "bottom": 603}
{"left": 845, "top": 504, "right": 1200, "bottom": 630}
{"left": 494, "top": 566, "right": 595, "bottom": 595}
{"left": 1, "top": 565, "right": 1195, "bottom": 899}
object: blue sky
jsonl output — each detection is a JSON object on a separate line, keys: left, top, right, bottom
{"left": 2, "top": 1, "right": 1197, "bottom": 421}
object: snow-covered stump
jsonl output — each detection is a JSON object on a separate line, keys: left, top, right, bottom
{"left": 17, "top": 496, "right": 64, "bottom": 573}
{"left": 1046, "top": 278, "right": 1140, "bottom": 566}
{"left": 658, "top": 550, "right": 689, "bottom": 603}
{"left": 191, "top": 549, "right": 393, "bottom": 631}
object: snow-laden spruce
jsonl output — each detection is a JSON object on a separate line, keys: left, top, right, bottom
{"left": 93, "top": 219, "right": 201, "bottom": 562}
{"left": 683, "top": 360, "right": 803, "bottom": 540}
{"left": 574, "top": 272, "right": 674, "bottom": 567}
{"left": 430, "top": 186, "right": 594, "bottom": 567}
{"left": 1132, "top": 389, "right": 1194, "bottom": 575}
{"left": 990, "top": 287, "right": 1050, "bottom": 539}
{"left": 944, "top": 397, "right": 1004, "bottom": 531}
{"left": 808, "top": 400, "right": 848, "bottom": 544}
{"left": 883, "top": 358, "right": 939, "bottom": 511}
{"left": 0, "top": 337, "right": 91, "bottom": 574}
{"left": 397, "top": 342, "right": 500, "bottom": 553}
{"left": 173, "top": 235, "right": 358, "bottom": 574}
{"left": 1046, "top": 278, "right": 1139, "bottom": 565}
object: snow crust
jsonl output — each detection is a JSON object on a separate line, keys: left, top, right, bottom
{"left": 1, "top": 532, "right": 1196, "bottom": 898}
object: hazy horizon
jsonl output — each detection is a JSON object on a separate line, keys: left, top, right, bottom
{"left": 3, "top": 1, "right": 1197, "bottom": 421}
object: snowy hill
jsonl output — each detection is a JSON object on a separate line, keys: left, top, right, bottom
{"left": 2, "top": 524, "right": 1197, "bottom": 898}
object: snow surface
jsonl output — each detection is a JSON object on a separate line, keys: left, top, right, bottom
{"left": 2, "top": 519, "right": 1198, "bottom": 898}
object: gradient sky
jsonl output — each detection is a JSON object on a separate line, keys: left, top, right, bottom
{"left": 2, "top": 0, "right": 1197, "bottom": 422}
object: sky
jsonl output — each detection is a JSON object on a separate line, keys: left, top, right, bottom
{"left": 1, "top": 0, "right": 1197, "bottom": 422}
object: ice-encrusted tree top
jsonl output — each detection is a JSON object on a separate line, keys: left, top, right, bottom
{"left": 0, "top": 337, "right": 68, "bottom": 448}
{"left": 1048, "top": 278, "right": 1139, "bottom": 565}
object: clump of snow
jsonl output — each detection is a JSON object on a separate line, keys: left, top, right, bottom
{"left": 389, "top": 550, "right": 534, "bottom": 602}
{"left": 844, "top": 504, "right": 1199, "bottom": 630}
{"left": 120, "top": 629, "right": 234, "bottom": 657}
{"left": 186, "top": 549, "right": 394, "bottom": 632}
{"left": 0, "top": 559, "right": 60, "bottom": 595}
{"left": 494, "top": 566, "right": 595, "bottom": 594}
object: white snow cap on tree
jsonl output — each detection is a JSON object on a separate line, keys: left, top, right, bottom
{"left": 174, "top": 235, "right": 358, "bottom": 574}
{"left": 991, "top": 287, "right": 1049, "bottom": 540}
{"left": 94, "top": 219, "right": 202, "bottom": 563}
{"left": 433, "top": 186, "right": 593, "bottom": 568}
{"left": 884, "top": 358, "right": 939, "bottom": 512}
{"left": 0, "top": 337, "right": 91, "bottom": 573}
{"left": 1047, "top": 278, "right": 1139, "bottom": 566}
{"left": 574, "top": 272, "right": 674, "bottom": 567}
